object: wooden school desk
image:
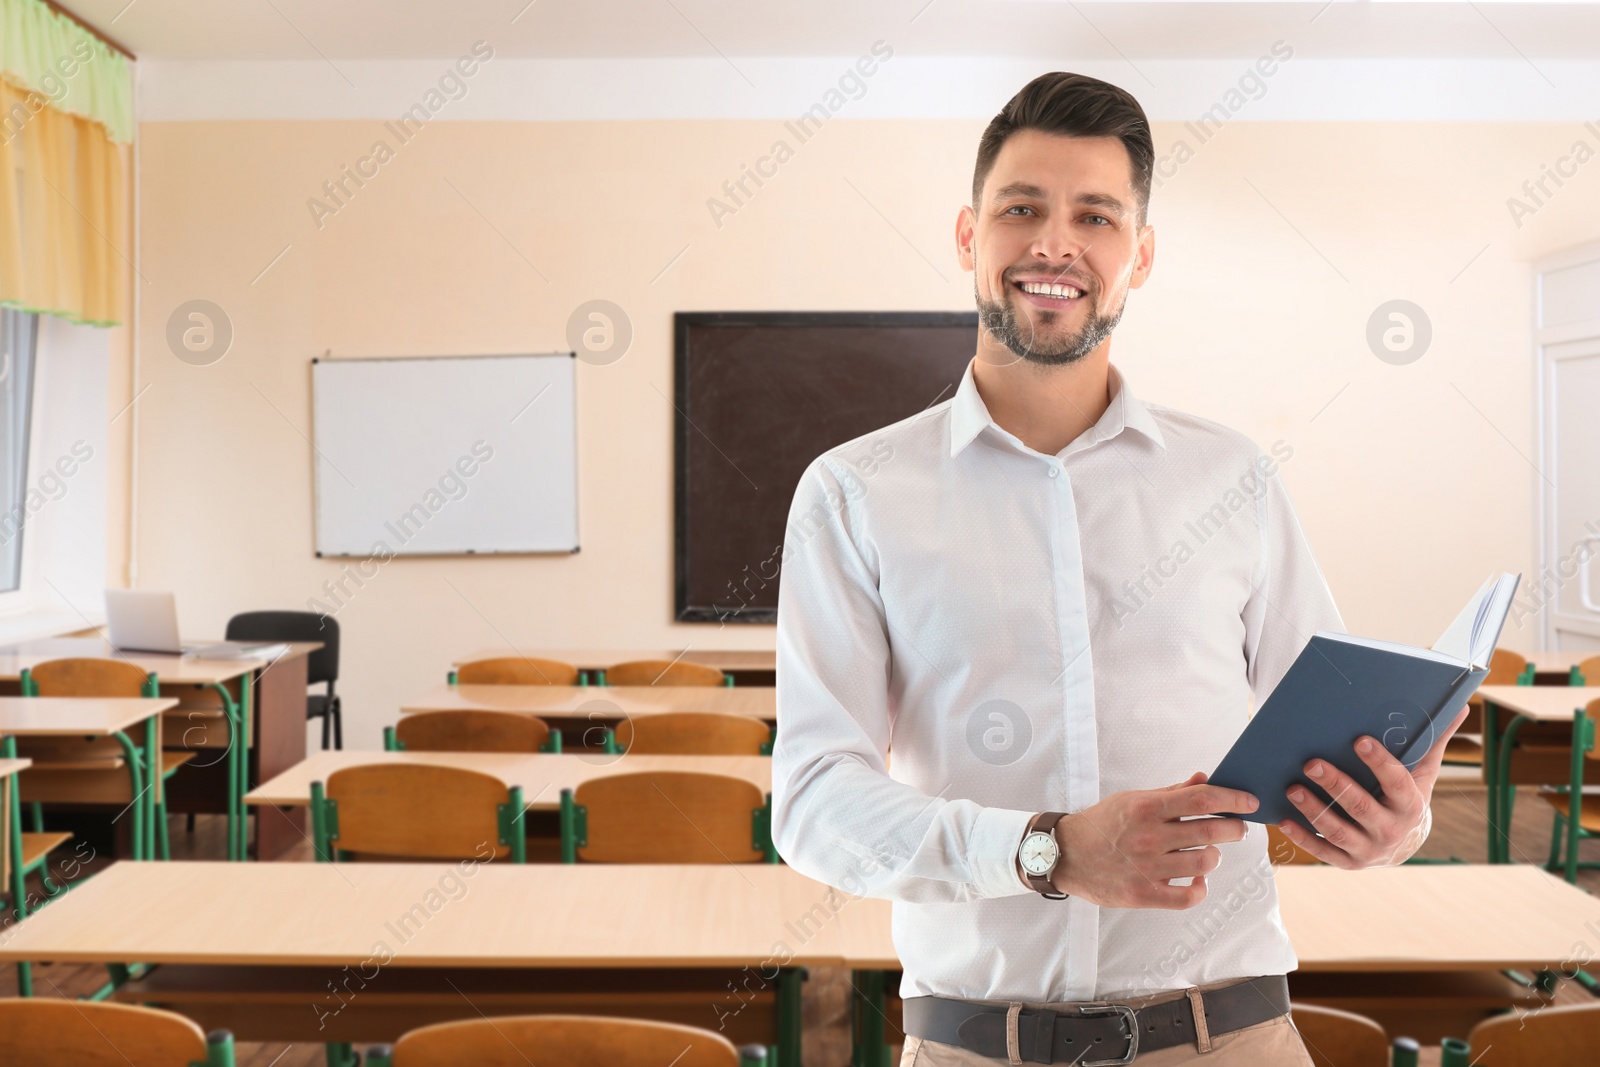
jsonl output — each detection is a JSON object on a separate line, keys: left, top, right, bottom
{"left": 0, "top": 754, "right": 32, "bottom": 993}
{"left": 834, "top": 864, "right": 1600, "bottom": 1066}
{"left": 1476, "top": 684, "right": 1600, "bottom": 872}
{"left": 1517, "top": 650, "right": 1599, "bottom": 684}
{"left": 0, "top": 697, "right": 178, "bottom": 861}
{"left": 245, "top": 751, "right": 772, "bottom": 805}
{"left": 0, "top": 861, "right": 842, "bottom": 1064}
{"left": 402, "top": 684, "right": 776, "bottom": 732}
{"left": 453, "top": 648, "right": 777, "bottom": 686}
{"left": 0, "top": 637, "right": 322, "bottom": 862}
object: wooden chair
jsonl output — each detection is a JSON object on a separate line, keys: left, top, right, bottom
{"left": 1288, "top": 1004, "right": 1389, "bottom": 1067}
{"left": 312, "top": 763, "right": 526, "bottom": 863}
{"left": 390, "top": 710, "right": 558, "bottom": 754}
{"left": 1465, "top": 1001, "right": 1600, "bottom": 1064}
{"left": 18, "top": 658, "right": 191, "bottom": 861}
{"left": 454, "top": 657, "right": 579, "bottom": 686}
{"left": 615, "top": 712, "right": 771, "bottom": 755}
{"left": 1265, "top": 824, "right": 1321, "bottom": 865}
{"left": 1444, "top": 648, "right": 1532, "bottom": 767}
{"left": 0, "top": 998, "right": 236, "bottom": 1065}
{"left": 1538, "top": 695, "right": 1600, "bottom": 875}
{"left": 603, "top": 660, "right": 727, "bottom": 687}
{"left": 365, "top": 1014, "right": 764, "bottom": 1067}
{"left": 560, "top": 771, "right": 775, "bottom": 863}
{"left": 1572, "top": 655, "right": 1600, "bottom": 685}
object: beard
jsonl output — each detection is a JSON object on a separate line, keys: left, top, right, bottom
{"left": 976, "top": 273, "right": 1124, "bottom": 367}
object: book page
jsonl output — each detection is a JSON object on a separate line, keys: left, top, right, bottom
{"left": 1432, "top": 575, "right": 1495, "bottom": 665}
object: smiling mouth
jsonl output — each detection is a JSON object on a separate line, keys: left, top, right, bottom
{"left": 1012, "top": 279, "right": 1086, "bottom": 307}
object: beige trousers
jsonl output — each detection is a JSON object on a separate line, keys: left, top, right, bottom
{"left": 897, "top": 977, "right": 1315, "bottom": 1066}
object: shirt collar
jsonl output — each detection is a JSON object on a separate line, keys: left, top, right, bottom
{"left": 948, "top": 359, "right": 1167, "bottom": 459}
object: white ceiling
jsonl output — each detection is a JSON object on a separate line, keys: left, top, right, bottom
{"left": 59, "top": 1, "right": 1600, "bottom": 61}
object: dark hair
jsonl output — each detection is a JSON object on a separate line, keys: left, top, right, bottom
{"left": 972, "top": 72, "right": 1154, "bottom": 226}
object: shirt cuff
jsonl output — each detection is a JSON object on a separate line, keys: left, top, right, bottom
{"left": 974, "top": 805, "right": 1044, "bottom": 899}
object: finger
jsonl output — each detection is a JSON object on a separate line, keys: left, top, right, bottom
{"left": 1146, "top": 845, "right": 1221, "bottom": 881}
{"left": 1159, "top": 771, "right": 1208, "bottom": 791}
{"left": 1286, "top": 782, "right": 1369, "bottom": 858}
{"left": 1343, "top": 737, "right": 1420, "bottom": 812}
{"left": 1414, "top": 705, "right": 1472, "bottom": 776}
{"left": 1276, "top": 819, "right": 1358, "bottom": 869}
{"left": 1147, "top": 873, "right": 1208, "bottom": 910}
{"left": 1305, "top": 758, "right": 1395, "bottom": 831}
{"left": 1162, "top": 815, "right": 1248, "bottom": 849}
{"left": 1164, "top": 783, "right": 1260, "bottom": 818}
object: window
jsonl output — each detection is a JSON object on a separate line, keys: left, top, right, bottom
{"left": 0, "top": 308, "right": 38, "bottom": 593}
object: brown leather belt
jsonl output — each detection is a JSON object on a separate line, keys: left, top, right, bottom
{"left": 900, "top": 974, "right": 1290, "bottom": 1065}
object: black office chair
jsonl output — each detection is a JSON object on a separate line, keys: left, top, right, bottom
{"left": 225, "top": 611, "right": 343, "bottom": 750}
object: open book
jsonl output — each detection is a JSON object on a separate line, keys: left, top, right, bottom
{"left": 1209, "top": 573, "right": 1520, "bottom": 832}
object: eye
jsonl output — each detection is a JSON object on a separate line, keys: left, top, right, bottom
{"left": 1002, "top": 205, "right": 1036, "bottom": 217}
{"left": 1084, "top": 214, "right": 1112, "bottom": 226}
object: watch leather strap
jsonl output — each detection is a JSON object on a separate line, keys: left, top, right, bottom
{"left": 1022, "top": 811, "right": 1067, "bottom": 899}
{"left": 902, "top": 974, "right": 1291, "bottom": 1064}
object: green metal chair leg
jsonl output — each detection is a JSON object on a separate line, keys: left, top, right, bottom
{"left": 157, "top": 800, "right": 172, "bottom": 860}
{"left": 111, "top": 730, "right": 146, "bottom": 861}
{"left": 28, "top": 801, "right": 42, "bottom": 833}
{"left": 366, "top": 1047, "right": 394, "bottom": 1067}
{"left": 1549, "top": 810, "right": 1566, "bottom": 871}
{"left": 201, "top": 1029, "right": 236, "bottom": 1067}
{"left": 5, "top": 735, "right": 32, "bottom": 996}
{"left": 324, "top": 1042, "right": 358, "bottom": 1067}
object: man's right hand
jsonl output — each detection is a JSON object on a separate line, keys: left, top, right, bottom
{"left": 1051, "top": 771, "right": 1258, "bottom": 909}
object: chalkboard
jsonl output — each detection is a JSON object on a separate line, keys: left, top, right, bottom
{"left": 312, "top": 354, "right": 578, "bottom": 556}
{"left": 675, "top": 311, "right": 977, "bottom": 623}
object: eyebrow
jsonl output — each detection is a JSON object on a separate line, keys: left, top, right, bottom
{"left": 990, "top": 182, "right": 1128, "bottom": 216}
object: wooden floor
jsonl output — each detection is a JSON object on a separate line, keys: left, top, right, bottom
{"left": 2, "top": 785, "right": 1596, "bottom": 1066}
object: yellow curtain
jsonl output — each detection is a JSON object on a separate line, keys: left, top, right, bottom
{"left": 0, "top": 74, "right": 128, "bottom": 326}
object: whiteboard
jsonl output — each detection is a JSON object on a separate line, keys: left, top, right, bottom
{"left": 311, "top": 354, "right": 577, "bottom": 556}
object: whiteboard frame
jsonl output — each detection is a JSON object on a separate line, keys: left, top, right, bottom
{"left": 310, "top": 352, "right": 579, "bottom": 558}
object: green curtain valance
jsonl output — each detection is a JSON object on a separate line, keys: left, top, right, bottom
{"left": 1, "top": 0, "right": 132, "bottom": 143}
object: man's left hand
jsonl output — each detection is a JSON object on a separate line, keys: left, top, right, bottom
{"left": 1277, "top": 704, "right": 1471, "bottom": 868}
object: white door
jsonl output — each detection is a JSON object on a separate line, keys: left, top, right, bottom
{"left": 1537, "top": 242, "right": 1600, "bottom": 656}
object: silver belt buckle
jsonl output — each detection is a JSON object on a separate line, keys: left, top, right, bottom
{"left": 1076, "top": 1002, "right": 1138, "bottom": 1066}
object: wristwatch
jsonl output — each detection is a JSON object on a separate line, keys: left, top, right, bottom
{"left": 1018, "top": 811, "right": 1068, "bottom": 899}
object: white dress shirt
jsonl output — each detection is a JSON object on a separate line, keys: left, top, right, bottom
{"left": 772, "top": 358, "right": 1344, "bottom": 1002}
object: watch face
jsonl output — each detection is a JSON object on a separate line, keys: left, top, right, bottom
{"left": 1019, "top": 830, "right": 1059, "bottom": 876}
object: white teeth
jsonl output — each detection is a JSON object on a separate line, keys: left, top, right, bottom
{"left": 1020, "top": 281, "right": 1082, "bottom": 299}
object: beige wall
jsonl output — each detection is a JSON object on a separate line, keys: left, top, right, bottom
{"left": 129, "top": 118, "right": 1597, "bottom": 747}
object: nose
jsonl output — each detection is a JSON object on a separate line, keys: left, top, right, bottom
{"left": 1032, "top": 214, "right": 1085, "bottom": 267}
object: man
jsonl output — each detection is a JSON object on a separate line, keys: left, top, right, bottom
{"left": 772, "top": 72, "right": 1466, "bottom": 1066}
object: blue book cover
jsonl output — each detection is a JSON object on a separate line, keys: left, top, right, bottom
{"left": 1210, "top": 573, "right": 1520, "bottom": 834}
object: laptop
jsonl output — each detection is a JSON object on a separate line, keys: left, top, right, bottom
{"left": 104, "top": 590, "right": 288, "bottom": 659}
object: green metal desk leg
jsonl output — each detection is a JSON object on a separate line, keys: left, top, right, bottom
{"left": 143, "top": 712, "right": 160, "bottom": 861}
{"left": 777, "top": 967, "right": 805, "bottom": 1067}
{"left": 1567, "top": 709, "right": 1592, "bottom": 884}
{"left": 1496, "top": 715, "right": 1533, "bottom": 866}
{"left": 237, "top": 674, "right": 252, "bottom": 860}
{"left": 1483, "top": 699, "right": 1501, "bottom": 862}
{"left": 204, "top": 680, "right": 246, "bottom": 861}
{"left": 111, "top": 731, "right": 146, "bottom": 862}
{"left": 4, "top": 735, "right": 31, "bottom": 996}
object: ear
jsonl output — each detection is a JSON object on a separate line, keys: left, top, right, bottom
{"left": 955, "top": 204, "right": 977, "bottom": 273}
{"left": 1127, "top": 222, "right": 1156, "bottom": 290}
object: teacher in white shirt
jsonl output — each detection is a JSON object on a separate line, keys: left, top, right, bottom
{"left": 771, "top": 71, "right": 1467, "bottom": 1067}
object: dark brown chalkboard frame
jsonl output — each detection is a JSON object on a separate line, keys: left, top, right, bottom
{"left": 674, "top": 310, "right": 978, "bottom": 624}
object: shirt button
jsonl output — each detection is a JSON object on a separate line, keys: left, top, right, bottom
{"left": 1047, "top": 465, "right": 1060, "bottom": 478}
